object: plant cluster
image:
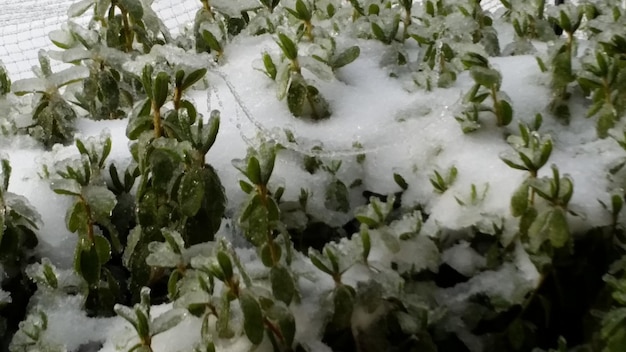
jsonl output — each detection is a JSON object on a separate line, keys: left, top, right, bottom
{"left": 3, "top": 1, "right": 626, "bottom": 352}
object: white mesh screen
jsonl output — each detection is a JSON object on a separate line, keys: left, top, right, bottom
{"left": 0, "top": 0, "right": 504, "bottom": 80}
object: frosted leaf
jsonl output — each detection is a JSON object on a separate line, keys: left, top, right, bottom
{"left": 300, "top": 56, "right": 334, "bottom": 81}
{"left": 61, "top": 48, "right": 92, "bottom": 63}
{"left": 12, "top": 78, "right": 49, "bottom": 95}
{"left": 48, "top": 66, "right": 90, "bottom": 88}
{"left": 213, "top": 0, "right": 259, "bottom": 17}
{"left": 147, "top": 241, "right": 183, "bottom": 268}
{"left": 0, "top": 288, "right": 10, "bottom": 305}
{"left": 441, "top": 241, "right": 486, "bottom": 277}
{"left": 392, "top": 235, "right": 440, "bottom": 273}
{"left": 5, "top": 193, "right": 43, "bottom": 229}
{"left": 67, "top": 0, "right": 94, "bottom": 17}
{"left": 68, "top": 22, "right": 99, "bottom": 48}
{"left": 49, "top": 29, "right": 75, "bottom": 50}
{"left": 150, "top": 44, "right": 211, "bottom": 71}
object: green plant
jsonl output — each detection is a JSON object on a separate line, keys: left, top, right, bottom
{"left": 67, "top": 0, "right": 169, "bottom": 53}
{"left": 115, "top": 287, "right": 186, "bottom": 351}
{"left": 0, "top": 158, "right": 41, "bottom": 349}
{"left": 429, "top": 165, "right": 457, "bottom": 194}
{"left": 578, "top": 46, "right": 626, "bottom": 138}
{"left": 537, "top": 2, "right": 583, "bottom": 121}
{"left": 285, "top": 0, "right": 316, "bottom": 41}
{"left": 262, "top": 33, "right": 332, "bottom": 120}
{"left": 455, "top": 52, "right": 513, "bottom": 132}
{"left": 12, "top": 51, "right": 89, "bottom": 148}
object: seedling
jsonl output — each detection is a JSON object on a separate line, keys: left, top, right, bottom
{"left": 430, "top": 166, "right": 458, "bottom": 194}
{"left": 456, "top": 52, "right": 513, "bottom": 132}
{"left": 115, "top": 287, "right": 187, "bottom": 352}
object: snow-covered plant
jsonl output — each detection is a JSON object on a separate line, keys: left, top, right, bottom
{"left": 537, "top": 2, "right": 583, "bottom": 122}
{"left": 262, "top": 33, "right": 333, "bottom": 120}
{"left": 124, "top": 66, "right": 226, "bottom": 296}
{"left": 11, "top": 51, "right": 89, "bottom": 148}
{"left": 599, "top": 255, "right": 626, "bottom": 351}
{"left": 577, "top": 44, "right": 626, "bottom": 138}
{"left": 0, "top": 158, "right": 41, "bottom": 348}
{"left": 285, "top": 0, "right": 316, "bottom": 41}
{"left": 501, "top": 115, "right": 552, "bottom": 203}
{"left": 0, "top": 61, "right": 9, "bottom": 96}
{"left": 429, "top": 165, "right": 458, "bottom": 194}
{"left": 114, "top": 287, "right": 187, "bottom": 352}
{"left": 455, "top": 52, "right": 513, "bottom": 132}
{"left": 67, "top": 0, "right": 170, "bottom": 53}
{"left": 500, "top": 0, "right": 556, "bottom": 55}
{"left": 48, "top": 134, "right": 121, "bottom": 314}
{"left": 9, "top": 311, "right": 64, "bottom": 352}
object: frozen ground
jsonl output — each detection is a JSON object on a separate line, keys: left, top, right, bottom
{"left": 0, "top": 4, "right": 622, "bottom": 352}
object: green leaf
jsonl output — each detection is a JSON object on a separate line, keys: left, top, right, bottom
{"left": 119, "top": 0, "right": 144, "bottom": 20}
{"left": 239, "top": 180, "right": 254, "bottom": 194}
{"left": 180, "top": 68, "right": 207, "bottom": 91}
{"left": 511, "top": 180, "right": 530, "bottom": 217}
{"left": 270, "top": 265, "right": 295, "bottom": 305}
{"left": 153, "top": 72, "right": 170, "bottom": 109}
{"left": 168, "top": 270, "right": 182, "bottom": 299}
{"left": 277, "top": 33, "right": 298, "bottom": 61}
{"left": 178, "top": 167, "right": 205, "bottom": 217}
{"left": 78, "top": 243, "right": 101, "bottom": 285}
{"left": 393, "top": 173, "right": 408, "bottom": 190}
{"left": 497, "top": 99, "right": 513, "bottom": 126}
{"left": 325, "top": 179, "right": 350, "bottom": 213}
{"left": 51, "top": 179, "right": 81, "bottom": 196}
{"left": 262, "top": 52, "right": 277, "bottom": 80}
{"left": 548, "top": 208, "right": 569, "bottom": 248}
{"left": 247, "top": 157, "right": 262, "bottom": 185}
{"left": 287, "top": 75, "right": 308, "bottom": 117}
{"left": 217, "top": 251, "right": 234, "bottom": 281}
{"left": 202, "top": 30, "right": 223, "bottom": 54}
{"left": 296, "top": 0, "right": 311, "bottom": 20}
{"left": 261, "top": 242, "right": 281, "bottom": 267}
{"left": 135, "top": 308, "right": 151, "bottom": 339}
{"left": 277, "top": 309, "right": 296, "bottom": 347}
{"left": 239, "top": 290, "right": 265, "bottom": 345}
{"left": 470, "top": 66, "right": 501, "bottom": 88}
{"left": 67, "top": 200, "right": 89, "bottom": 234}
{"left": 371, "top": 22, "right": 386, "bottom": 42}
{"left": 142, "top": 66, "right": 154, "bottom": 99}
{"left": 93, "top": 234, "right": 112, "bottom": 265}
{"left": 308, "top": 249, "right": 333, "bottom": 275}
{"left": 331, "top": 285, "right": 354, "bottom": 330}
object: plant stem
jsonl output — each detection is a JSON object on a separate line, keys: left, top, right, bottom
{"left": 152, "top": 100, "right": 162, "bottom": 138}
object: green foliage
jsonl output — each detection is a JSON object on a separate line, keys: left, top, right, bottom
{"left": 429, "top": 165, "right": 458, "bottom": 194}
{"left": 456, "top": 52, "right": 513, "bottom": 132}
{"left": 0, "top": 158, "right": 41, "bottom": 349}
{"left": 11, "top": 51, "right": 88, "bottom": 148}
{"left": 114, "top": 287, "right": 187, "bottom": 351}
{"left": 5, "top": 0, "right": 626, "bottom": 351}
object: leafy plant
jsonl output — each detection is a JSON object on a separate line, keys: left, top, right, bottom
{"left": 456, "top": 52, "right": 513, "bottom": 132}
{"left": 262, "top": 33, "right": 332, "bottom": 120}
{"left": 538, "top": 2, "right": 583, "bottom": 121}
{"left": 578, "top": 46, "right": 626, "bottom": 138}
{"left": 429, "top": 165, "right": 458, "bottom": 194}
{"left": 115, "top": 287, "right": 187, "bottom": 352}
{"left": 11, "top": 51, "right": 89, "bottom": 148}
{"left": 0, "top": 158, "right": 41, "bottom": 348}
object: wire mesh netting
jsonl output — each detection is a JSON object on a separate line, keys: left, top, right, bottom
{"left": 0, "top": 0, "right": 504, "bottom": 80}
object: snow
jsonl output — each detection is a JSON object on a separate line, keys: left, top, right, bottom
{"left": 1, "top": 3, "right": 624, "bottom": 351}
